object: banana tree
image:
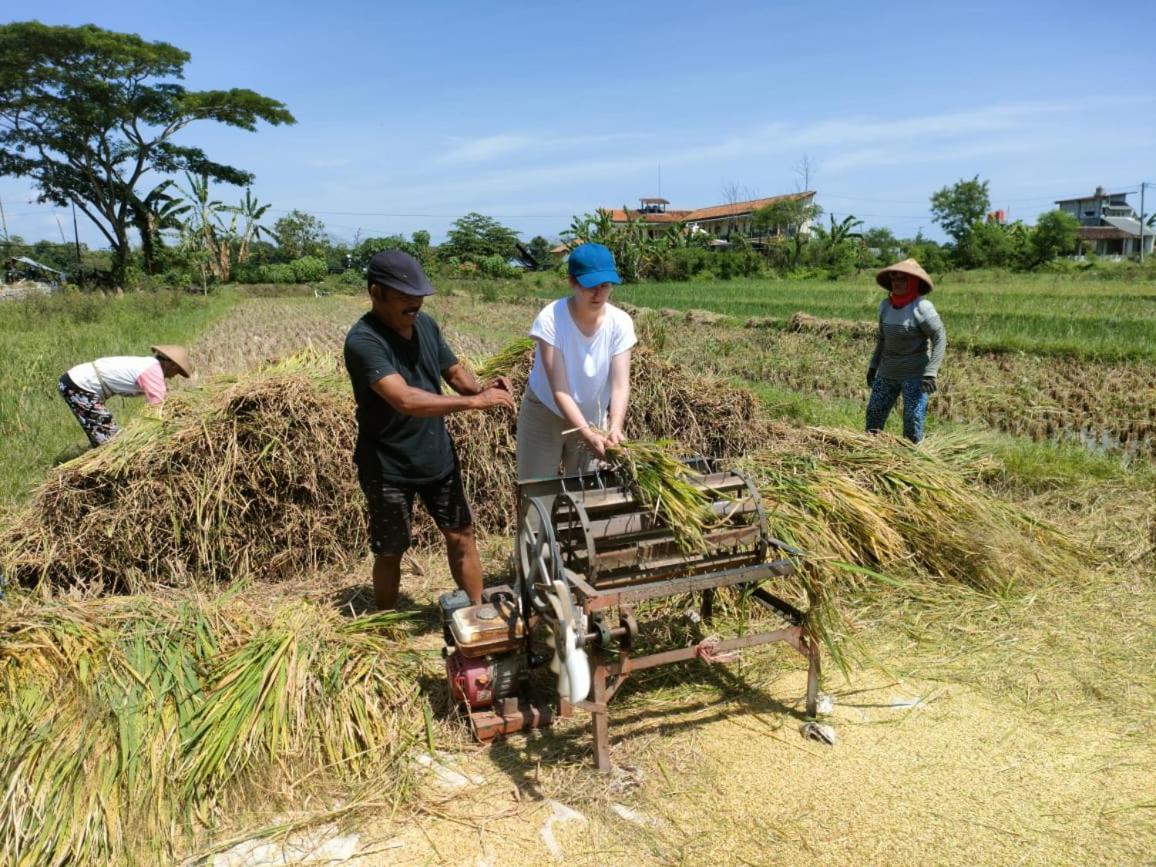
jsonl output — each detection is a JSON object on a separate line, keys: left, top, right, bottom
{"left": 130, "top": 180, "right": 191, "bottom": 274}
{"left": 229, "top": 188, "right": 274, "bottom": 265}
{"left": 176, "top": 172, "right": 234, "bottom": 284}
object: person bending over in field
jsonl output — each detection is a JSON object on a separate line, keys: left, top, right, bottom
{"left": 516, "top": 242, "right": 636, "bottom": 480}
{"left": 343, "top": 250, "right": 515, "bottom": 610}
{"left": 58, "top": 345, "right": 192, "bottom": 447}
{"left": 865, "top": 258, "right": 947, "bottom": 443}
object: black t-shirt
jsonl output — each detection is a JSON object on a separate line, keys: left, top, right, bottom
{"left": 343, "top": 310, "right": 459, "bottom": 484}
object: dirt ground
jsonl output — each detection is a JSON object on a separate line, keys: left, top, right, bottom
{"left": 296, "top": 554, "right": 1150, "bottom": 867}
{"left": 198, "top": 294, "right": 1154, "bottom": 866}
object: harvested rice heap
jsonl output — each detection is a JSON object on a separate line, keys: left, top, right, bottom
{"left": 0, "top": 592, "right": 423, "bottom": 866}
{"left": 1, "top": 343, "right": 763, "bottom": 591}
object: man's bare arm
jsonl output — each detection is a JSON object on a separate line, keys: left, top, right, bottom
{"left": 370, "top": 372, "right": 513, "bottom": 417}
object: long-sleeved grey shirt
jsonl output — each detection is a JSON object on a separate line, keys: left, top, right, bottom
{"left": 869, "top": 296, "right": 947, "bottom": 380}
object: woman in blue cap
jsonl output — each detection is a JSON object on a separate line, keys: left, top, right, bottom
{"left": 516, "top": 242, "right": 636, "bottom": 479}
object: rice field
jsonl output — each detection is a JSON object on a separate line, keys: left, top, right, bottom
{"left": 643, "top": 315, "right": 1156, "bottom": 459}
{"left": 0, "top": 289, "right": 235, "bottom": 506}
{"left": 547, "top": 270, "right": 1156, "bottom": 361}
{"left": 0, "top": 279, "right": 1153, "bottom": 864}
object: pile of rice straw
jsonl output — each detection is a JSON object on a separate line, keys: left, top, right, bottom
{"left": 0, "top": 591, "right": 423, "bottom": 866}
{"left": 1, "top": 343, "right": 763, "bottom": 591}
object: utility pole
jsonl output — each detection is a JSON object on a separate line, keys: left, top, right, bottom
{"left": 71, "top": 201, "right": 83, "bottom": 286}
{"left": 0, "top": 194, "right": 8, "bottom": 248}
{"left": 1141, "top": 181, "right": 1148, "bottom": 264}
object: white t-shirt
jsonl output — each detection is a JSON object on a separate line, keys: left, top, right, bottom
{"left": 527, "top": 298, "right": 636, "bottom": 425}
{"left": 67, "top": 356, "right": 166, "bottom": 403}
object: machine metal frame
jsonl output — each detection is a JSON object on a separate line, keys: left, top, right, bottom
{"left": 503, "top": 461, "right": 822, "bottom": 771}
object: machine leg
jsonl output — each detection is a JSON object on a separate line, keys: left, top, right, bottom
{"left": 701, "top": 588, "right": 715, "bottom": 624}
{"left": 805, "top": 635, "right": 821, "bottom": 718}
{"left": 591, "top": 656, "right": 611, "bottom": 772}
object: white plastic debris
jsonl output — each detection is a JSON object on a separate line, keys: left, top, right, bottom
{"left": 608, "top": 763, "right": 645, "bottom": 793}
{"left": 211, "top": 824, "right": 360, "bottom": 867}
{"left": 817, "top": 693, "right": 834, "bottom": 715}
{"left": 889, "top": 695, "right": 924, "bottom": 709}
{"left": 610, "top": 804, "right": 652, "bottom": 826}
{"left": 799, "top": 721, "right": 837, "bottom": 746}
{"left": 412, "top": 751, "right": 484, "bottom": 789}
{"left": 540, "top": 800, "right": 586, "bottom": 861}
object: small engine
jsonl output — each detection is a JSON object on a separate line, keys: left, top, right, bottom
{"left": 439, "top": 586, "right": 529, "bottom": 710}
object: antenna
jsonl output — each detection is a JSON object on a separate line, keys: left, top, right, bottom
{"left": 658, "top": 162, "right": 662, "bottom": 198}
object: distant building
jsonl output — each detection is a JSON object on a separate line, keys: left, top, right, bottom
{"left": 1054, "top": 186, "right": 1154, "bottom": 257}
{"left": 607, "top": 192, "right": 817, "bottom": 243}
{"left": 3, "top": 255, "right": 65, "bottom": 284}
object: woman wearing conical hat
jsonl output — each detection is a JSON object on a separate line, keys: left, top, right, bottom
{"left": 865, "top": 259, "right": 946, "bottom": 443}
{"left": 58, "top": 345, "right": 191, "bottom": 447}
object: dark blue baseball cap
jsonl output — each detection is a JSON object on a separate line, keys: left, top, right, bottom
{"left": 568, "top": 243, "right": 621, "bottom": 288}
{"left": 367, "top": 250, "right": 435, "bottom": 296}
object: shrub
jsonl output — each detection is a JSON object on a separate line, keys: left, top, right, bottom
{"left": 235, "top": 256, "right": 328, "bottom": 284}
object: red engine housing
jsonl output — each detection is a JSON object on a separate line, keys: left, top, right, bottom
{"left": 446, "top": 650, "right": 524, "bottom": 709}
{"left": 447, "top": 652, "right": 495, "bottom": 708}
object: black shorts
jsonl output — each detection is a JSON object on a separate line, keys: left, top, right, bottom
{"left": 359, "top": 465, "right": 473, "bottom": 556}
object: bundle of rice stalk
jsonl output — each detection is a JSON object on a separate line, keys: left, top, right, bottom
{"left": 0, "top": 592, "right": 425, "bottom": 866}
{"left": 606, "top": 439, "right": 723, "bottom": 552}
{"left": 472, "top": 336, "right": 534, "bottom": 382}
{"left": 738, "top": 429, "right": 1082, "bottom": 668}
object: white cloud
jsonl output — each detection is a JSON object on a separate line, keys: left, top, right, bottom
{"left": 391, "top": 99, "right": 1118, "bottom": 207}
{"left": 438, "top": 134, "right": 538, "bottom": 164}
{"left": 308, "top": 157, "right": 352, "bottom": 169}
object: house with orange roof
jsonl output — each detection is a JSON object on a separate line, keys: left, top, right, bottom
{"left": 606, "top": 192, "right": 817, "bottom": 243}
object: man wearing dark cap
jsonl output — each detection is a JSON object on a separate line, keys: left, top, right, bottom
{"left": 343, "top": 250, "right": 515, "bottom": 610}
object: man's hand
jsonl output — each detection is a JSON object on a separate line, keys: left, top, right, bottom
{"left": 920, "top": 376, "right": 937, "bottom": 394}
{"left": 473, "top": 386, "right": 516, "bottom": 411}
{"left": 866, "top": 368, "right": 877, "bottom": 388}
{"left": 581, "top": 427, "right": 610, "bottom": 459}
{"left": 486, "top": 375, "right": 512, "bottom": 393}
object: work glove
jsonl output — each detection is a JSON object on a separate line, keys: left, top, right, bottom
{"left": 866, "top": 368, "right": 877, "bottom": 388}
{"left": 920, "top": 376, "right": 937, "bottom": 394}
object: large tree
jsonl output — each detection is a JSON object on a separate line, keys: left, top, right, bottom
{"left": 0, "top": 22, "right": 294, "bottom": 284}
{"left": 929, "top": 176, "right": 991, "bottom": 248}
{"left": 442, "top": 212, "right": 520, "bottom": 262}
{"left": 272, "top": 209, "right": 327, "bottom": 260}
{"left": 1025, "top": 210, "right": 1078, "bottom": 268}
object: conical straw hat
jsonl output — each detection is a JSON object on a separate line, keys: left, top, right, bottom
{"left": 875, "top": 258, "right": 934, "bottom": 294}
{"left": 150, "top": 345, "right": 192, "bottom": 378}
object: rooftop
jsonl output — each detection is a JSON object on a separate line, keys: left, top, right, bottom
{"left": 605, "top": 191, "right": 816, "bottom": 224}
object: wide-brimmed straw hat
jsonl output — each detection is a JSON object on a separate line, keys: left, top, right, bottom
{"left": 876, "top": 258, "right": 934, "bottom": 294}
{"left": 151, "top": 344, "right": 192, "bottom": 378}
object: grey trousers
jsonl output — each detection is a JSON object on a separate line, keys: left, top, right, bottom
{"left": 516, "top": 388, "right": 600, "bottom": 481}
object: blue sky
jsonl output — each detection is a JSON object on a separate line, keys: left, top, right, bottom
{"left": 2, "top": 0, "right": 1154, "bottom": 248}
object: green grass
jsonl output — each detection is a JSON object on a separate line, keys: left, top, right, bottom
{"left": 0, "top": 289, "right": 236, "bottom": 506}
{"left": 591, "top": 271, "right": 1156, "bottom": 361}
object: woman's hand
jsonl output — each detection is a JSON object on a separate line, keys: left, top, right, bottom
{"left": 607, "top": 429, "right": 626, "bottom": 447}
{"left": 580, "top": 426, "right": 610, "bottom": 459}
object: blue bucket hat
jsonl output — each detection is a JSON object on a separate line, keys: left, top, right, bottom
{"left": 568, "top": 243, "right": 621, "bottom": 288}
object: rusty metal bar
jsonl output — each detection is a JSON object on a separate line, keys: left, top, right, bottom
{"left": 591, "top": 656, "right": 611, "bottom": 771}
{"left": 553, "top": 496, "right": 759, "bottom": 542}
{"left": 577, "top": 558, "right": 797, "bottom": 610}
{"left": 605, "top": 626, "right": 803, "bottom": 676}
